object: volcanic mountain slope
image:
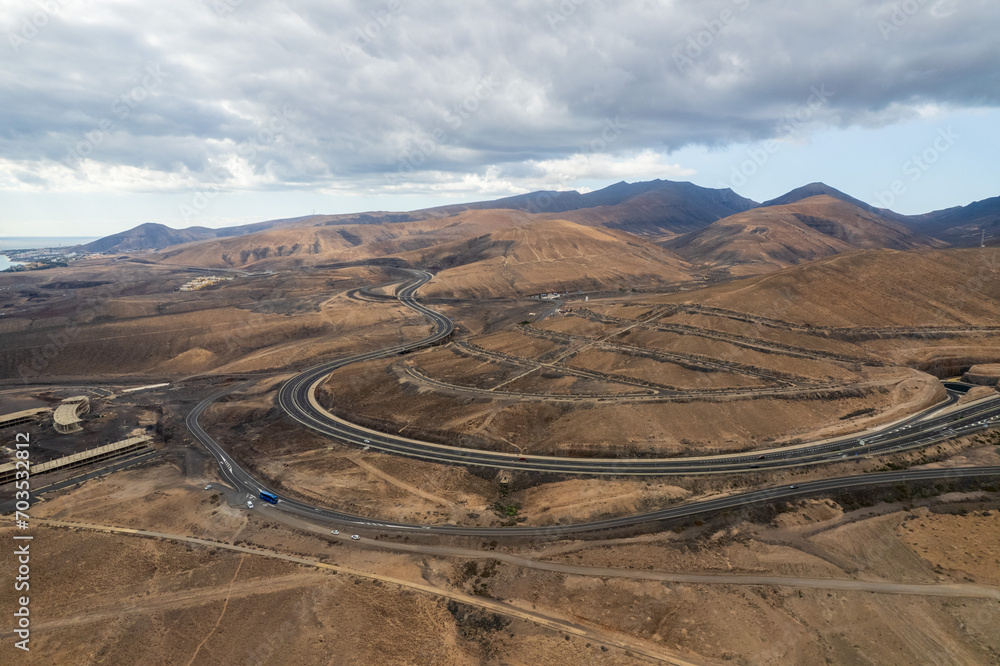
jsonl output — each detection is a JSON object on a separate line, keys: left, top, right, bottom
{"left": 79, "top": 179, "right": 758, "bottom": 254}
{"left": 665, "top": 195, "right": 945, "bottom": 275}
{"left": 78, "top": 212, "right": 424, "bottom": 253}
{"left": 78, "top": 222, "right": 221, "bottom": 253}
{"left": 148, "top": 209, "right": 534, "bottom": 268}
{"left": 904, "top": 195, "right": 1000, "bottom": 246}
{"left": 765, "top": 183, "right": 1000, "bottom": 247}
{"left": 403, "top": 217, "right": 694, "bottom": 298}
{"left": 656, "top": 247, "right": 1000, "bottom": 328}
{"left": 429, "top": 179, "right": 759, "bottom": 236}
{"left": 145, "top": 210, "right": 696, "bottom": 297}
{"left": 759, "top": 182, "right": 908, "bottom": 222}
{"left": 78, "top": 179, "right": 1000, "bottom": 258}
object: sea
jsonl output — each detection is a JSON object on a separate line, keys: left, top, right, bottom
{"left": 0, "top": 256, "right": 22, "bottom": 271}
{"left": 0, "top": 236, "right": 100, "bottom": 271}
{"left": 0, "top": 236, "right": 99, "bottom": 251}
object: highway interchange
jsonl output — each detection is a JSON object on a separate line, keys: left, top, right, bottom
{"left": 181, "top": 267, "right": 1000, "bottom": 536}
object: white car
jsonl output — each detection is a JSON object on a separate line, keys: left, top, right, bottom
{"left": 331, "top": 530, "right": 340, "bottom": 535}
{"left": 204, "top": 484, "right": 212, "bottom": 490}
{"left": 246, "top": 500, "right": 254, "bottom": 509}
{"left": 363, "top": 439, "right": 370, "bottom": 444}
{"left": 351, "top": 534, "right": 360, "bottom": 540}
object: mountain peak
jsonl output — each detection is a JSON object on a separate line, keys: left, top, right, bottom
{"left": 761, "top": 183, "right": 857, "bottom": 208}
{"left": 666, "top": 193, "right": 944, "bottom": 276}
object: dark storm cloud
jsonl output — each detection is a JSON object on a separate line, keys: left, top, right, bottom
{"left": 1, "top": 0, "right": 997, "bottom": 192}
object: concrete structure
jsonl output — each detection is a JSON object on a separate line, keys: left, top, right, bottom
{"left": 121, "top": 383, "right": 169, "bottom": 394}
{"left": 0, "top": 407, "right": 52, "bottom": 430}
{"left": 0, "top": 435, "right": 152, "bottom": 486}
{"left": 54, "top": 396, "right": 90, "bottom": 434}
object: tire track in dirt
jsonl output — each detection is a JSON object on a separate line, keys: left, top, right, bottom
{"left": 17, "top": 519, "right": 697, "bottom": 665}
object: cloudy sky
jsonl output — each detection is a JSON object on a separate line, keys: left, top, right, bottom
{"left": 2, "top": 0, "right": 998, "bottom": 236}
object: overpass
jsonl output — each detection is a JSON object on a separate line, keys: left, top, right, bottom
{"left": 0, "top": 434, "right": 153, "bottom": 486}
{"left": 0, "top": 407, "right": 52, "bottom": 430}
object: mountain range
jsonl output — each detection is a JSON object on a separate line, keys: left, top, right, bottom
{"left": 664, "top": 194, "right": 945, "bottom": 275}
{"left": 72, "top": 179, "right": 999, "bottom": 295}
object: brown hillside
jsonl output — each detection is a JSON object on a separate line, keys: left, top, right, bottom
{"left": 657, "top": 248, "right": 1000, "bottom": 328}
{"left": 146, "top": 210, "right": 695, "bottom": 298}
{"left": 149, "top": 209, "right": 533, "bottom": 269}
{"left": 404, "top": 218, "right": 694, "bottom": 298}
{"left": 536, "top": 183, "right": 756, "bottom": 236}
{"left": 667, "top": 195, "right": 945, "bottom": 275}
{"left": 421, "top": 179, "right": 757, "bottom": 236}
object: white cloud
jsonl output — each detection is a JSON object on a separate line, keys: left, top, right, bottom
{"left": 529, "top": 150, "right": 697, "bottom": 188}
{"left": 0, "top": 0, "right": 997, "bottom": 202}
{"left": 371, "top": 151, "right": 697, "bottom": 201}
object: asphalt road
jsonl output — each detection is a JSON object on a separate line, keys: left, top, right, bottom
{"left": 190, "top": 392, "right": 1000, "bottom": 536}
{"left": 276, "top": 268, "right": 1000, "bottom": 475}
{"left": 0, "top": 449, "right": 158, "bottom": 515}
{"left": 179, "top": 267, "right": 1000, "bottom": 536}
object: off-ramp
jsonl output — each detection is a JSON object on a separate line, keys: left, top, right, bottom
{"left": 183, "top": 267, "right": 1000, "bottom": 536}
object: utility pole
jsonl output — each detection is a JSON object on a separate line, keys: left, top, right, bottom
{"left": 981, "top": 228, "right": 986, "bottom": 248}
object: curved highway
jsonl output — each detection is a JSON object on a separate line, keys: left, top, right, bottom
{"left": 276, "top": 269, "right": 1000, "bottom": 475}
{"left": 177, "top": 266, "right": 1000, "bottom": 536}
{"left": 188, "top": 387, "right": 1000, "bottom": 536}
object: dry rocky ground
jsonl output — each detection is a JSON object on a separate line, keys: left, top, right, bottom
{"left": 319, "top": 287, "right": 958, "bottom": 456}
{"left": 3, "top": 250, "right": 1000, "bottom": 663}
{"left": 0, "top": 261, "right": 429, "bottom": 379}
{"left": 198, "top": 381, "right": 1000, "bottom": 530}
{"left": 1, "top": 458, "right": 997, "bottom": 665}
{"left": 3, "top": 251, "right": 992, "bottom": 461}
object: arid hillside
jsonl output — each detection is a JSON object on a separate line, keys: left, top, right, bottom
{"left": 316, "top": 247, "right": 1000, "bottom": 455}
{"left": 78, "top": 211, "right": 426, "bottom": 253}
{"left": 6, "top": 452, "right": 999, "bottom": 665}
{"left": 903, "top": 194, "right": 1000, "bottom": 246}
{"left": 0, "top": 261, "right": 431, "bottom": 380}
{"left": 407, "top": 218, "right": 694, "bottom": 298}
{"left": 140, "top": 210, "right": 697, "bottom": 299}
{"left": 655, "top": 248, "right": 1000, "bottom": 328}
{"left": 422, "top": 178, "right": 759, "bottom": 236}
{"left": 94, "top": 179, "right": 757, "bottom": 268}
{"left": 149, "top": 209, "right": 531, "bottom": 269}
{"left": 666, "top": 195, "right": 945, "bottom": 275}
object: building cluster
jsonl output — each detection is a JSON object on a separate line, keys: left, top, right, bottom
{"left": 4, "top": 248, "right": 74, "bottom": 262}
{"left": 179, "top": 275, "right": 234, "bottom": 291}
{"left": 534, "top": 290, "right": 587, "bottom": 300}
